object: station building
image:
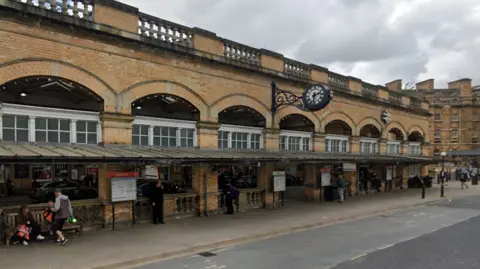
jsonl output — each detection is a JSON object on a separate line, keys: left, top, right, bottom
{"left": 0, "top": 0, "right": 433, "bottom": 228}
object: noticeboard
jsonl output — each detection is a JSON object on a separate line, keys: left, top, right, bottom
{"left": 321, "top": 172, "right": 331, "bottom": 186}
{"left": 272, "top": 171, "right": 286, "bottom": 192}
{"left": 111, "top": 177, "right": 137, "bottom": 202}
{"left": 342, "top": 163, "right": 356, "bottom": 172}
{"left": 386, "top": 168, "right": 393, "bottom": 181}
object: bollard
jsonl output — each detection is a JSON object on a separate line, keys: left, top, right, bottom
{"left": 441, "top": 184, "right": 444, "bottom": 198}
{"left": 421, "top": 185, "right": 425, "bottom": 199}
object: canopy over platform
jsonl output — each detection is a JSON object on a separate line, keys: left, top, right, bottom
{"left": 0, "top": 142, "right": 434, "bottom": 164}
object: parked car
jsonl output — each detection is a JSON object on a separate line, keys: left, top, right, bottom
{"left": 30, "top": 181, "right": 97, "bottom": 202}
{"left": 136, "top": 179, "right": 187, "bottom": 197}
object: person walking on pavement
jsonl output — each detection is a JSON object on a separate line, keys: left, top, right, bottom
{"left": 460, "top": 171, "right": 470, "bottom": 189}
{"left": 224, "top": 182, "right": 236, "bottom": 214}
{"left": 148, "top": 179, "right": 165, "bottom": 224}
{"left": 50, "top": 189, "right": 72, "bottom": 246}
{"left": 337, "top": 173, "right": 345, "bottom": 203}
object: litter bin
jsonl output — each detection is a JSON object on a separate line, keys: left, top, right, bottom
{"left": 473, "top": 175, "right": 478, "bottom": 185}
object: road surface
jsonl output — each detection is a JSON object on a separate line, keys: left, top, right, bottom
{"left": 135, "top": 195, "right": 480, "bottom": 269}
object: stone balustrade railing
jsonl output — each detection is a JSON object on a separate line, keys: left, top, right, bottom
{"left": 2, "top": 0, "right": 430, "bottom": 114}
{"left": 223, "top": 40, "right": 260, "bottom": 66}
{"left": 361, "top": 83, "right": 378, "bottom": 97}
{"left": 13, "top": 0, "right": 94, "bottom": 20}
{"left": 328, "top": 72, "right": 348, "bottom": 89}
{"left": 389, "top": 92, "right": 402, "bottom": 104}
{"left": 138, "top": 13, "right": 193, "bottom": 48}
{"left": 284, "top": 59, "right": 310, "bottom": 79}
{"left": 217, "top": 188, "right": 264, "bottom": 213}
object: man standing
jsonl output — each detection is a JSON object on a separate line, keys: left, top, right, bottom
{"left": 50, "top": 188, "right": 72, "bottom": 246}
{"left": 337, "top": 173, "right": 345, "bottom": 203}
{"left": 148, "top": 179, "right": 164, "bottom": 224}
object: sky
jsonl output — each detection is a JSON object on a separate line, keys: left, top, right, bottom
{"left": 122, "top": 0, "right": 480, "bottom": 88}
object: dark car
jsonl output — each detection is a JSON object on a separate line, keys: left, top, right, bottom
{"left": 29, "top": 181, "right": 97, "bottom": 202}
{"left": 136, "top": 179, "right": 186, "bottom": 197}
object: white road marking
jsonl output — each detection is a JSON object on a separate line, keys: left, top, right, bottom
{"left": 377, "top": 244, "right": 394, "bottom": 250}
{"left": 350, "top": 253, "right": 367, "bottom": 261}
{"left": 213, "top": 247, "right": 233, "bottom": 253}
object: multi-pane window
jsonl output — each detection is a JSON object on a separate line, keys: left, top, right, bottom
{"left": 251, "top": 134, "right": 261, "bottom": 149}
{"left": 279, "top": 136, "right": 311, "bottom": 151}
{"left": 325, "top": 137, "right": 348, "bottom": 153}
{"left": 76, "top": 120, "right": 97, "bottom": 144}
{"left": 218, "top": 129, "right": 263, "bottom": 150}
{"left": 132, "top": 124, "right": 149, "bottom": 146}
{"left": 451, "top": 129, "right": 458, "bottom": 138}
{"left": 434, "top": 129, "right": 441, "bottom": 138}
{"left": 451, "top": 114, "right": 458, "bottom": 122}
{"left": 35, "top": 118, "right": 70, "bottom": 143}
{"left": 408, "top": 144, "right": 421, "bottom": 155}
{"left": 434, "top": 113, "right": 441, "bottom": 121}
{"left": 386, "top": 142, "right": 401, "bottom": 154}
{"left": 408, "top": 164, "right": 420, "bottom": 177}
{"left": 2, "top": 115, "right": 29, "bottom": 142}
{"left": 218, "top": 131, "right": 229, "bottom": 149}
{"left": 153, "top": 126, "right": 177, "bottom": 147}
{"left": 180, "top": 129, "right": 195, "bottom": 147}
{"left": 231, "top": 132, "right": 248, "bottom": 149}
{"left": 359, "top": 141, "right": 378, "bottom": 154}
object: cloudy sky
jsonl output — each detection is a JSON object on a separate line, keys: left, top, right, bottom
{"left": 122, "top": 0, "right": 480, "bottom": 88}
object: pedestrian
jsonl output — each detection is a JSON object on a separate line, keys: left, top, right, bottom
{"left": 460, "top": 171, "right": 469, "bottom": 189}
{"left": 17, "top": 205, "right": 45, "bottom": 245}
{"left": 148, "top": 179, "right": 165, "bottom": 224}
{"left": 337, "top": 173, "right": 345, "bottom": 203}
{"left": 49, "top": 188, "right": 72, "bottom": 246}
{"left": 224, "top": 183, "right": 236, "bottom": 214}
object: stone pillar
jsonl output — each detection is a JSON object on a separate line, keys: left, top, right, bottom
{"left": 401, "top": 142, "right": 409, "bottom": 155}
{"left": 258, "top": 162, "right": 275, "bottom": 209}
{"left": 344, "top": 170, "right": 357, "bottom": 196}
{"left": 313, "top": 133, "right": 326, "bottom": 152}
{"left": 264, "top": 128, "right": 280, "bottom": 150}
{"left": 100, "top": 112, "right": 134, "bottom": 144}
{"left": 196, "top": 121, "right": 220, "bottom": 149}
{"left": 351, "top": 137, "right": 361, "bottom": 153}
{"left": 304, "top": 164, "right": 321, "bottom": 201}
{"left": 379, "top": 139, "right": 387, "bottom": 154}
{"left": 192, "top": 164, "right": 218, "bottom": 214}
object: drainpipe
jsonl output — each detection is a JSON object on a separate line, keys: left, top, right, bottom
{"left": 204, "top": 166, "right": 208, "bottom": 217}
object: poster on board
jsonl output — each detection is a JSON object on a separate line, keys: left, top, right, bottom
{"left": 111, "top": 177, "right": 137, "bottom": 202}
{"left": 320, "top": 167, "right": 331, "bottom": 186}
{"left": 272, "top": 171, "right": 286, "bottom": 192}
{"left": 386, "top": 168, "right": 393, "bottom": 181}
{"left": 143, "top": 165, "right": 159, "bottom": 179}
{"left": 343, "top": 163, "right": 356, "bottom": 172}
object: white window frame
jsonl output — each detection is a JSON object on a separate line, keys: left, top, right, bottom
{"left": 0, "top": 103, "right": 101, "bottom": 143}
{"left": 434, "top": 129, "right": 441, "bottom": 138}
{"left": 132, "top": 116, "right": 198, "bottom": 147}
{"left": 359, "top": 138, "right": 378, "bottom": 154}
{"left": 217, "top": 124, "right": 264, "bottom": 150}
{"left": 279, "top": 130, "right": 312, "bottom": 152}
{"left": 451, "top": 114, "right": 458, "bottom": 122}
{"left": 408, "top": 142, "right": 422, "bottom": 155}
{"left": 408, "top": 164, "right": 421, "bottom": 177}
{"left": 451, "top": 129, "right": 458, "bottom": 138}
{"left": 386, "top": 141, "right": 401, "bottom": 155}
{"left": 325, "top": 135, "right": 349, "bottom": 153}
{"left": 434, "top": 113, "right": 441, "bottom": 121}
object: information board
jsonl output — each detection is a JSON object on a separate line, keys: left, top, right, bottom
{"left": 143, "top": 165, "right": 158, "bottom": 179}
{"left": 272, "top": 171, "right": 286, "bottom": 192}
{"left": 386, "top": 168, "right": 393, "bottom": 181}
{"left": 111, "top": 177, "right": 137, "bottom": 202}
{"left": 321, "top": 172, "right": 331, "bottom": 186}
{"left": 342, "top": 163, "right": 356, "bottom": 172}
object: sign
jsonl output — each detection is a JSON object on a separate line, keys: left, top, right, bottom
{"left": 321, "top": 172, "right": 331, "bottom": 186}
{"left": 111, "top": 177, "right": 137, "bottom": 202}
{"left": 71, "top": 169, "right": 78, "bottom": 180}
{"left": 381, "top": 111, "right": 391, "bottom": 123}
{"left": 342, "top": 163, "right": 356, "bottom": 172}
{"left": 272, "top": 171, "right": 286, "bottom": 192}
{"left": 143, "top": 165, "right": 159, "bottom": 179}
{"left": 386, "top": 168, "right": 393, "bottom": 181}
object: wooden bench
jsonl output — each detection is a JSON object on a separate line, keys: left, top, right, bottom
{"left": 2, "top": 210, "right": 83, "bottom": 246}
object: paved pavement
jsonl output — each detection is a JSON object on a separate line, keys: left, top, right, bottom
{"left": 0, "top": 184, "right": 477, "bottom": 269}
{"left": 137, "top": 194, "right": 480, "bottom": 269}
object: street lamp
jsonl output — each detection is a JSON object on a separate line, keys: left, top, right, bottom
{"left": 440, "top": 151, "right": 447, "bottom": 197}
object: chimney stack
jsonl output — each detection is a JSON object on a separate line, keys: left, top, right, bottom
{"left": 416, "top": 79, "right": 434, "bottom": 90}
{"left": 386, "top": 79, "right": 402, "bottom": 91}
{"left": 448, "top": 78, "right": 472, "bottom": 97}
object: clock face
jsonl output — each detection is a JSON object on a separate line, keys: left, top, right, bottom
{"left": 302, "top": 84, "right": 332, "bottom": 111}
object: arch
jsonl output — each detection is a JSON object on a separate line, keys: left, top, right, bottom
{"left": 210, "top": 93, "right": 271, "bottom": 127}
{"left": 0, "top": 59, "right": 117, "bottom": 112}
{"left": 324, "top": 120, "right": 353, "bottom": 136}
{"left": 407, "top": 125, "right": 426, "bottom": 138}
{"left": 383, "top": 121, "right": 407, "bottom": 140}
{"left": 356, "top": 116, "right": 383, "bottom": 137}
{"left": 319, "top": 111, "right": 356, "bottom": 134}
{"left": 119, "top": 80, "right": 209, "bottom": 120}
{"left": 218, "top": 105, "right": 266, "bottom": 127}
{"left": 131, "top": 93, "right": 200, "bottom": 121}
{"left": 359, "top": 124, "right": 381, "bottom": 138}
{"left": 274, "top": 106, "right": 320, "bottom": 132}
{"left": 408, "top": 131, "right": 424, "bottom": 142}
{"left": 279, "top": 113, "right": 315, "bottom": 133}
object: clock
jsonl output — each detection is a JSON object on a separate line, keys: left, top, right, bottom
{"left": 301, "top": 84, "right": 332, "bottom": 111}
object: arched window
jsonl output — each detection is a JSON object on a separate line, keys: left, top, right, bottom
{"left": 131, "top": 94, "right": 199, "bottom": 147}
{"left": 324, "top": 120, "right": 352, "bottom": 153}
{"left": 279, "top": 114, "right": 314, "bottom": 151}
{"left": 217, "top": 106, "right": 266, "bottom": 150}
{"left": 386, "top": 128, "right": 404, "bottom": 155}
{"left": 359, "top": 124, "right": 381, "bottom": 154}
{"left": 407, "top": 131, "right": 424, "bottom": 155}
